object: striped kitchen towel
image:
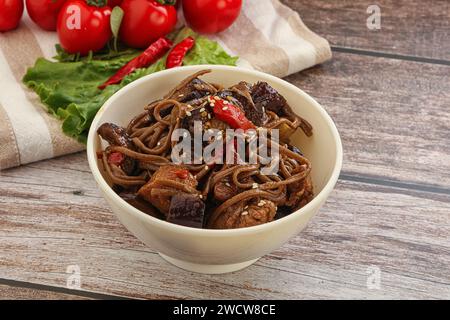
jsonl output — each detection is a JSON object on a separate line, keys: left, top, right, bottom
{"left": 0, "top": 0, "right": 331, "bottom": 170}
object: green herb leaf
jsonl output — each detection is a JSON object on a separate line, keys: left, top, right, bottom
{"left": 110, "top": 6, "right": 124, "bottom": 52}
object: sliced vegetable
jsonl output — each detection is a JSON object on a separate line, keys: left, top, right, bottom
{"left": 166, "top": 36, "right": 195, "bottom": 69}
{"left": 108, "top": 152, "right": 125, "bottom": 166}
{"left": 210, "top": 96, "right": 256, "bottom": 131}
{"left": 99, "top": 37, "right": 173, "bottom": 89}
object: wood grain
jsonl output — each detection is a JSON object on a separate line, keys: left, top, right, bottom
{"left": 285, "top": 51, "right": 450, "bottom": 189}
{"left": 0, "top": 152, "right": 449, "bottom": 299}
{"left": 282, "top": 0, "right": 450, "bottom": 61}
{"left": 0, "top": 283, "right": 90, "bottom": 300}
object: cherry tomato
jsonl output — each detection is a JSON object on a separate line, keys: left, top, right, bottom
{"left": 182, "top": 0, "right": 242, "bottom": 34}
{"left": 0, "top": 0, "right": 24, "bottom": 32}
{"left": 26, "top": 0, "right": 67, "bottom": 31}
{"left": 120, "top": 0, "right": 177, "bottom": 49}
{"left": 57, "top": 0, "right": 112, "bottom": 55}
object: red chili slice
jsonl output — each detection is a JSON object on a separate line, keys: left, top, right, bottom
{"left": 107, "top": 152, "right": 125, "bottom": 166}
{"left": 210, "top": 96, "right": 256, "bottom": 130}
{"left": 174, "top": 169, "right": 189, "bottom": 179}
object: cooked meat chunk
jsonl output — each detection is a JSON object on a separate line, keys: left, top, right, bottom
{"left": 137, "top": 165, "right": 198, "bottom": 215}
{"left": 167, "top": 193, "right": 205, "bottom": 228}
{"left": 169, "top": 77, "right": 216, "bottom": 103}
{"left": 208, "top": 199, "right": 277, "bottom": 229}
{"left": 251, "top": 82, "right": 313, "bottom": 136}
{"left": 213, "top": 177, "right": 238, "bottom": 202}
{"left": 98, "top": 123, "right": 134, "bottom": 149}
{"left": 251, "top": 82, "right": 288, "bottom": 116}
{"left": 118, "top": 192, "right": 165, "bottom": 220}
{"left": 97, "top": 123, "right": 138, "bottom": 175}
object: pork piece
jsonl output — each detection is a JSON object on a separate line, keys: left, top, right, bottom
{"left": 97, "top": 123, "right": 138, "bottom": 175}
{"left": 251, "top": 82, "right": 288, "bottom": 116}
{"left": 217, "top": 84, "right": 268, "bottom": 127}
{"left": 251, "top": 82, "right": 313, "bottom": 136}
{"left": 167, "top": 193, "right": 205, "bottom": 228}
{"left": 208, "top": 199, "right": 277, "bottom": 229}
{"left": 213, "top": 177, "right": 238, "bottom": 202}
{"left": 137, "top": 165, "right": 198, "bottom": 215}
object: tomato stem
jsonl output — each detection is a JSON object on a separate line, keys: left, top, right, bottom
{"left": 155, "top": 0, "right": 177, "bottom": 5}
{"left": 86, "top": 0, "right": 108, "bottom": 7}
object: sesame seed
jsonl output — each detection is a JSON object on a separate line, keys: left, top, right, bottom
{"left": 225, "top": 182, "right": 231, "bottom": 187}
{"left": 241, "top": 211, "right": 248, "bottom": 216}
{"left": 200, "top": 107, "right": 205, "bottom": 113}
{"left": 199, "top": 195, "right": 203, "bottom": 199}
{"left": 186, "top": 111, "right": 192, "bottom": 116}
{"left": 157, "top": 142, "right": 161, "bottom": 146}
{"left": 204, "top": 165, "right": 209, "bottom": 170}
{"left": 244, "top": 205, "right": 248, "bottom": 209}
{"left": 178, "top": 94, "right": 184, "bottom": 97}
{"left": 258, "top": 200, "right": 266, "bottom": 207}
{"left": 208, "top": 114, "right": 211, "bottom": 119}
{"left": 252, "top": 183, "right": 258, "bottom": 189}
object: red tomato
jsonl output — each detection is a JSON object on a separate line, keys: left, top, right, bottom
{"left": 120, "top": 0, "right": 177, "bottom": 49}
{"left": 0, "top": 0, "right": 24, "bottom": 32}
{"left": 182, "top": 0, "right": 242, "bottom": 34}
{"left": 26, "top": 0, "right": 67, "bottom": 31}
{"left": 57, "top": 0, "right": 112, "bottom": 55}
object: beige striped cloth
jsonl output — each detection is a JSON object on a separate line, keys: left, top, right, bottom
{"left": 0, "top": 0, "right": 331, "bottom": 171}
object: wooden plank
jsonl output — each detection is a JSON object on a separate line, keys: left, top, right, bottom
{"left": 0, "top": 153, "right": 449, "bottom": 299}
{"left": 285, "top": 51, "right": 450, "bottom": 188}
{"left": 0, "top": 283, "right": 90, "bottom": 300}
{"left": 282, "top": 0, "right": 450, "bottom": 61}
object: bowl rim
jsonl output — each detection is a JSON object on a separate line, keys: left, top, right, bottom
{"left": 87, "top": 65, "right": 343, "bottom": 236}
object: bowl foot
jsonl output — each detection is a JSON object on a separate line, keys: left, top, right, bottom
{"left": 159, "top": 253, "right": 259, "bottom": 274}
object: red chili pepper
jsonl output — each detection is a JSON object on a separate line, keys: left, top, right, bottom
{"left": 174, "top": 169, "right": 189, "bottom": 179}
{"left": 211, "top": 97, "right": 256, "bottom": 130}
{"left": 166, "top": 37, "right": 196, "bottom": 69}
{"left": 108, "top": 152, "right": 125, "bottom": 166}
{"left": 99, "top": 37, "right": 173, "bottom": 90}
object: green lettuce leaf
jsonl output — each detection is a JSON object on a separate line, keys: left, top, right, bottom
{"left": 23, "top": 28, "right": 238, "bottom": 143}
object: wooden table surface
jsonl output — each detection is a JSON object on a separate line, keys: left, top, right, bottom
{"left": 1, "top": 0, "right": 449, "bottom": 300}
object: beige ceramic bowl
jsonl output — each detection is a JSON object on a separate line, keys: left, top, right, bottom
{"left": 87, "top": 65, "right": 343, "bottom": 274}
